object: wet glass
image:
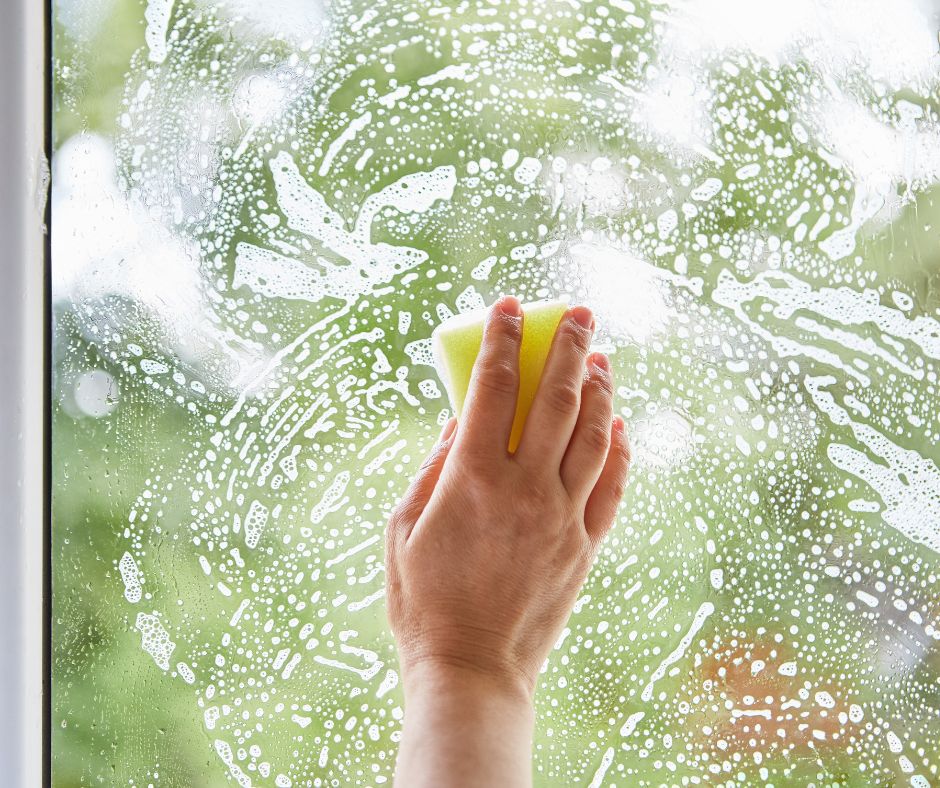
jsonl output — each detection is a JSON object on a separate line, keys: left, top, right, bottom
{"left": 52, "top": 0, "right": 940, "bottom": 784}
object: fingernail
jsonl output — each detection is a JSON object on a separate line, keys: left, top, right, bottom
{"left": 591, "top": 353, "right": 610, "bottom": 373}
{"left": 498, "top": 296, "right": 522, "bottom": 318}
{"left": 612, "top": 416, "right": 624, "bottom": 433}
{"left": 439, "top": 418, "right": 457, "bottom": 441}
{"left": 570, "top": 305, "right": 593, "bottom": 330}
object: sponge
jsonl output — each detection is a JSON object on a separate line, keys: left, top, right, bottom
{"left": 431, "top": 299, "right": 568, "bottom": 452}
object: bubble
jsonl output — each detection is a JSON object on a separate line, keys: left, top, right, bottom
{"left": 73, "top": 369, "right": 119, "bottom": 418}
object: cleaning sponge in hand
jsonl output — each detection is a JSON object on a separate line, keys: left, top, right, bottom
{"left": 431, "top": 299, "right": 568, "bottom": 453}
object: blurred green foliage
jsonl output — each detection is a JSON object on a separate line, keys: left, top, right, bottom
{"left": 51, "top": 1, "right": 940, "bottom": 785}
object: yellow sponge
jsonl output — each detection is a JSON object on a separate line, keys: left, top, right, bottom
{"left": 431, "top": 299, "right": 568, "bottom": 452}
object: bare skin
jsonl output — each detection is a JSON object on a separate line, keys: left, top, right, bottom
{"left": 385, "top": 296, "right": 631, "bottom": 787}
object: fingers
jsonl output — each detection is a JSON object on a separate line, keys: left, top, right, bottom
{"left": 515, "top": 305, "right": 594, "bottom": 471}
{"left": 455, "top": 296, "right": 523, "bottom": 459}
{"left": 584, "top": 416, "right": 631, "bottom": 546}
{"left": 391, "top": 418, "right": 458, "bottom": 537}
{"left": 560, "top": 353, "right": 614, "bottom": 504}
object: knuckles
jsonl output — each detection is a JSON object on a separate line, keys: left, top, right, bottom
{"left": 557, "top": 320, "right": 592, "bottom": 355}
{"left": 457, "top": 444, "right": 507, "bottom": 479}
{"left": 418, "top": 439, "right": 450, "bottom": 471}
{"left": 585, "top": 369, "right": 614, "bottom": 399}
{"left": 545, "top": 379, "right": 581, "bottom": 415}
{"left": 583, "top": 419, "right": 612, "bottom": 454}
{"left": 486, "top": 310, "right": 523, "bottom": 342}
{"left": 476, "top": 357, "right": 520, "bottom": 398}
{"left": 608, "top": 470, "right": 628, "bottom": 502}
{"left": 511, "top": 475, "right": 565, "bottom": 526}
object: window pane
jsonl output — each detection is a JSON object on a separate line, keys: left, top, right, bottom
{"left": 53, "top": 0, "right": 940, "bottom": 784}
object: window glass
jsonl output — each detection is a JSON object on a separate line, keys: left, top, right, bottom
{"left": 53, "top": 0, "right": 940, "bottom": 784}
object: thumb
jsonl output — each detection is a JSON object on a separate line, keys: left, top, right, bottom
{"left": 395, "top": 418, "right": 458, "bottom": 533}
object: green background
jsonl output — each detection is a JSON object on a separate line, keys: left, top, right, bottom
{"left": 52, "top": 0, "right": 940, "bottom": 784}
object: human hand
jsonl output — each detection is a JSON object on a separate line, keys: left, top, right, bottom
{"left": 385, "top": 295, "right": 631, "bottom": 700}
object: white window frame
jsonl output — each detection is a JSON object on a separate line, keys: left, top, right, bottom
{"left": 0, "top": 0, "right": 47, "bottom": 783}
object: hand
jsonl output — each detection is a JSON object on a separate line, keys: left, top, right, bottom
{"left": 386, "top": 295, "right": 631, "bottom": 698}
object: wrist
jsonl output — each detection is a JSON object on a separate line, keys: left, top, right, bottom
{"left": 401, "top": 658, "right": 537, "bottom": 709}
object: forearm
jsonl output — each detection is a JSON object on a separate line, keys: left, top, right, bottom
{"left": 395, "top": 663, "right": 535, "bottom": 788}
